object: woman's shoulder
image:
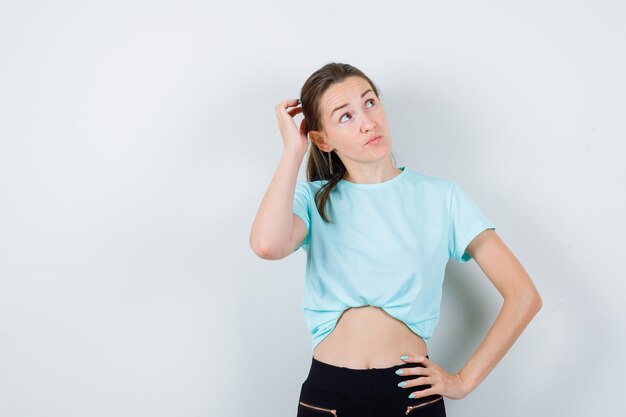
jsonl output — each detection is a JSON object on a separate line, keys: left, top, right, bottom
{"left": 295, "top": 178, "right": 327, "bottom": 191}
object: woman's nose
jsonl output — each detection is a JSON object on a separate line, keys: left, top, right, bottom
{"left": 361, "top": 114, "right": 376, "bottom": 130}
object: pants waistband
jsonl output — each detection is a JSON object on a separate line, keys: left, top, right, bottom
{"left": 305, "top": 355, "right": 432, "bottom": 397}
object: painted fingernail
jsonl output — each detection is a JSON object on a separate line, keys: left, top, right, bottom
{"left": 397, "top": 381, "right": 407, "bottom": 387}
{"left": 400, "top": 355, "right": 408, "bottom": 360}
{"left": 395, "top": 369, "right": 404, "bottom": 375}
{"left": 408, "top": 393, "right": 416, "bottom": 399}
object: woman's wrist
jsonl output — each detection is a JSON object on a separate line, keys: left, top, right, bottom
{"left": 283, "top": 146, "right": 306, "bottom": 163}
{"left": 457, "top": 371, "right": 475, "bottom": 397}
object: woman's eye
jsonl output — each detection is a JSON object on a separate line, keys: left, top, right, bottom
{"left": 339, "top": 99, "right": 376, "bottom": 123}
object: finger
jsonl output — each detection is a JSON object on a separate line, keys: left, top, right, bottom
{"left": 399, "top": 375, "right": 432, "bottom": 388}
{"left": 286, "top": 107, "right": 303, "bottom": 117}
{"left": 299, "top": 118, "right": 309, "bottom": 136}
{"left": 396, "top": 366, "right": 429, "bottom": 376}
{"left": 401, "top": 354, "right": 427, "bottom": 364}
{"left": 408, "top": 387, "right": 438, "bottom": 400}
{"left": 275, "top": 99, "right": 301, "bottom": 116}
{"left": 282, "top": 98, "right": 301, "bottom": 109}
{"left": 275, "top": 106, "right": 301, "bottom": 126}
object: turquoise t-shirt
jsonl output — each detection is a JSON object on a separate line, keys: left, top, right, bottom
{"left": 292, "top": 166, "right": 496, "bottom": 352}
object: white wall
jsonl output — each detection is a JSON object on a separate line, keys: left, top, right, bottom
{"left": 1, "top": 1, "right": 623, "bottom": 416}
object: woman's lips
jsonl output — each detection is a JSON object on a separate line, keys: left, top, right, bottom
{"left": 366, "top": 135, "right": 382, "bottom": 146}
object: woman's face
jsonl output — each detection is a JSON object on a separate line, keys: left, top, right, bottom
{"left": 310, "top": 76, "right": 391, "bottom": 167}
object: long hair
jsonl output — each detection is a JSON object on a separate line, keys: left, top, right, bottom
{"left": 299, "top": 62, "right": 397, "bottom": 223}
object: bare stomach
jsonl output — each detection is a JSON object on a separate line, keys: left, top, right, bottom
{"left": 312, "top": 305, "right": 428, "bottom": 369}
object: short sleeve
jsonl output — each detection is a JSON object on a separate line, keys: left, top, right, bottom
{"left": 448, "top": 181, "right": 496, "bottom": 263}
{"left": 292, "top": 182, "right": 311, "bottom": 252}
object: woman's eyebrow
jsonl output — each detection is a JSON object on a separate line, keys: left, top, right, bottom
{"left": 330, "top": 89, "right": 374, "bottom": 118}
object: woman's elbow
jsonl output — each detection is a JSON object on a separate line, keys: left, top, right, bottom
{"left": 250, "top": 238, "right": 271, "bottom": 259}
{"left": 532, "top": 292, "right": 543, "bottom": 311}
{"left": 506, "top": 287, "right": 543, "bottom": 313}
{"left": 519, "top": 289, "right": 543, "bottom": 313}
{"left": 249, "top": 237, "right": 284, "bottom": 260}
{"left": 526, "top": 283, "right": 543, "bottom": 311}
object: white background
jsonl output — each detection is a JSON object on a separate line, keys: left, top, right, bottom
{"left": 1, "top": 1, "right": 624, "bottom": 416}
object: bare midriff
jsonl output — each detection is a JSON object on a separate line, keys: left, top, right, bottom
{"left": 312, "top": 305, "right": 428, "bottom": 370}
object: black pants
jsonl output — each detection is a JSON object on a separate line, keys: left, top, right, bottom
{"left": 297, "top": 355, "right": 446, "bottom": 417}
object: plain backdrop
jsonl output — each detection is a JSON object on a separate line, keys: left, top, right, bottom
{"left": 1, "top": 1, "right": 624, "bottom": 416}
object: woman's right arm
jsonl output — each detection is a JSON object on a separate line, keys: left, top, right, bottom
{"left": 249, "top": 99, "right": 309, "bottom": 260}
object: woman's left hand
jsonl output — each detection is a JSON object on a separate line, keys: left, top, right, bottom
{"left": 397, "top": 354, "right": 469, "bottom": 400}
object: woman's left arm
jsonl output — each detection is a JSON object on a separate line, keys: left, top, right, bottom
{"left": 400, "top": 229, "right": 542, "bottom": 400}
{"left": 456, "top": 228, "right": 543, "bottom": 394}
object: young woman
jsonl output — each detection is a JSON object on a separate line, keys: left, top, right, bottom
{"left": 249, "top": 62, "right": 542, "bottom": 417}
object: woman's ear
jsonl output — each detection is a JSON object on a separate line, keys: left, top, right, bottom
{"left": 309, "top": 130, "right": 331, "bottom": 152}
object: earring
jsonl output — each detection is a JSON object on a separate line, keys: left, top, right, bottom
{"left": 327, "top": 151, "right": 333, "bottom": 175}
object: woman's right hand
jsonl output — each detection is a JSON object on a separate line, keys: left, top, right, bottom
{"left": 275, "top": 98, "right": 309, "bottom": 158}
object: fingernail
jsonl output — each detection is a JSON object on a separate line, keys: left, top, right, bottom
{"left": 395, "top": 369, "right": 404, "bottom": 375}
{"left": 397, "top": 381, "right": 407, "bottom": 387}
{"left": 408, "top": 393, "right": 416, "bottom": 399}
{"left": 400, "top": 355, "right": 408, "bottom": 360}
